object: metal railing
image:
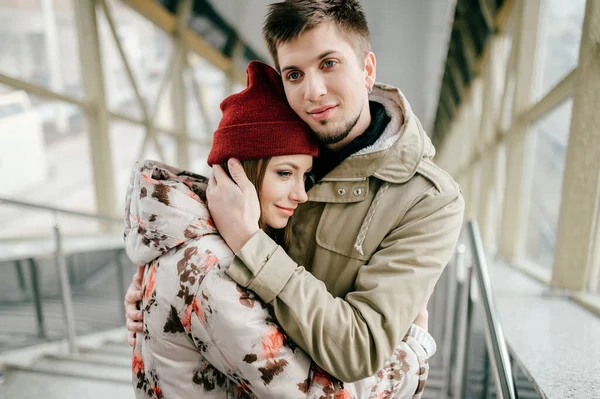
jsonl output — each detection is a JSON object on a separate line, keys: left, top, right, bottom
{"left": 0, "top": 197, "right": 121, "bottom": 224}
{"left": 0, "top": 196, "right": 125, "bottom": 355}
{"left": 428, "top": 220, "right": 516, "bottom": 399}
{"left": 466, "top": 221, "right": 516, "bottom": 399}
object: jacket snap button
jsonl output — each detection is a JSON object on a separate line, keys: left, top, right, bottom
{"left": 353, "top": 188, "right": 362, "bottom": 196}
{"left": 337, "top": 188, "right": 346, "bottom": 196}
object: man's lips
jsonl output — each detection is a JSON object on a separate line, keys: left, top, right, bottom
{"left": 307, "top": 105, "right": 337, "bottom": 121}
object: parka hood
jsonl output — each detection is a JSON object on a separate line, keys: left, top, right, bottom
{"left": 123, "top": 160, "right": 217, "bottom": 266}
{"left": 318, "top": 82, "right": 436, "bottom": 184}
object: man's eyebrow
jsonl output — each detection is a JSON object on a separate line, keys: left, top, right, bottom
{"left": 280, "top": 50, "right": 340, "bottom": 73}
{"left": 315, "top": 50, "right": 338, "bottom": 61}
{"left": 281, "top": 65, "right": 298, "bottom": 73}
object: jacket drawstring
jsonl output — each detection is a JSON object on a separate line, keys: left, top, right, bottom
{"left": 354, "top": 182, "right": 391, "bottom": 256}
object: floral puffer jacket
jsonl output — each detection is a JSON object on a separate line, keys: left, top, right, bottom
{"left": 124, "top": 160, "right": 436, "bottom": 399}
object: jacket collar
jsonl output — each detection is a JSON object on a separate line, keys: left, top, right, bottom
{"left": 308, "top": 83, "right": 435, "bottom": 202}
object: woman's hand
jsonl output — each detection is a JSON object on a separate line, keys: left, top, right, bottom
{"left": 413, "top": 306, "right": 429, "bottom": 331}
{"left": 124, "top": 266, "right": 144, "bottom": 347}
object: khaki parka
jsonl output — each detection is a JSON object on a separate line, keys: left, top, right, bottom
{"left": 227, "top": 82, "right": 465, "bottom": 383}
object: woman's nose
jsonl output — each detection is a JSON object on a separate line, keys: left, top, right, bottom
{"left": 290, "top": 180, "right": 308, "bottom": 203}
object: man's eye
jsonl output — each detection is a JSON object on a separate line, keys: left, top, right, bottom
{"left": 287, "top": 72, "right": 301, "bottom": 81}
{"left": 323, "top": 60, "right": 337, "bottom": 68}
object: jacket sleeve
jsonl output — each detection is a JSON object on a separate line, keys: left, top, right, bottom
{"left": 227, "top": 186, "right": 464, "bottom": 382}
{"left": 349, "top": 324, "right": 434, "bottom": 398}
{"left": 186, "top": 262, "right": 313, "bottom": 399}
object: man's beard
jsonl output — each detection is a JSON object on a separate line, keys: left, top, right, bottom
{"left": 312, "top": 106, "right": 363, "bottom": 145}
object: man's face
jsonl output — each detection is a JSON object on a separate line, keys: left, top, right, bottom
{"left": 277, "top": 22, "right": 376, "bottom": 149}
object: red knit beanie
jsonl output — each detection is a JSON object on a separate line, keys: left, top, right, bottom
{"left": 207, "top": 61, "right": 318, "bottom": 166}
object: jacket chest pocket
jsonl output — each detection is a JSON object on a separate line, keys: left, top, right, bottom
{"left": 315, "top": 200, "right": 383, "bottom": 262}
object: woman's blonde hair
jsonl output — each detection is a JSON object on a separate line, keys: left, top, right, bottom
{"left": 220, "top": 158, "right": 293, "bottom": 251}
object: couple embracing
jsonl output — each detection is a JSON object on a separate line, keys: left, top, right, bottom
{"left": 122, "top": 1, "right": 464, "bottom": 398}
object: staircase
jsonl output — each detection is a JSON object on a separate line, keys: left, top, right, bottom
{"left": 0, "top": 221, "right": 547, "bottom": 399}
{"left": 419, "top": 295, "right": 545, "bottom": 399}
{"left": 0, "top": 329, "right": 134, "bottom": 399}
{"left": 418, "top": 222, "right": 545, "bottom": 399}
{"left": 422, "top": 367, "right": 446, "bottom": 398}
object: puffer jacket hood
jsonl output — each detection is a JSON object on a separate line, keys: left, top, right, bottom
{"left": 124, "top": 160, "right": 217, "bottom": 266}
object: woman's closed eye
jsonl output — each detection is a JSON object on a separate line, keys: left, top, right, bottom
{"left": 277, "top": 170, "right": 293, "bottom": 178}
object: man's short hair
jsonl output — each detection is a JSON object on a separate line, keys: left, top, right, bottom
{"left": 263, "top": 0, "right": 371, "bottom": 71}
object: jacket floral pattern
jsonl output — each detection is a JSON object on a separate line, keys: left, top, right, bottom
{"left": 124, "top": 160, "right": 435, "bottom": 399}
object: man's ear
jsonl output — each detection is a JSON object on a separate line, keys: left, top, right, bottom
{"left": 364, "top": 52, "right": 376, "bottom": 90}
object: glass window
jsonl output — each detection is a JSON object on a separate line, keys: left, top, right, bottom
{"left": 185, "top": 68, "right": 212, "bottom": 141}
{"left": 500, "top": 72, "right": 515, "bottom": 132}
{"left": 0, "top": 0, "right": 83, "bottom": 98}
{"left": 492, "top": 5, "right": 516, "bottom": 134}
{"left": 154, "top": 84, "right": 175, "bottom": 132}
{"left": 493, "top": 35, "right": 511, "bottom": 112}
{"left": 232, "top": 81, "right": 246, "bottom": 94}
{"left": 110, "top": 119, "right": 145, "bottom": 211}
{"left": 591, "top": 197, "right": 600, "bottom": 293}
{"left": 536, "top": 0, "right": 585, "bottom": 99}
{"left": 11, "top": 102, "right": 26, "bottom": 115}
{"left": 486, "top": 143, "right": 506, "bottom": 256}
{"left": 0, "top": 84, "right": 96, "bottom": 237}
{"left": 524, "top": 98, "right": 573, "bottom": 270}
{"left": 185, "top": 55, "right": 235, "bottom": 145}
{"left": 0, "top": 102, "right": 26, "bottom": 117}
{"left": 470, "top": 162, "right": 481, "bottom": 219}
{"left": 189, "top": 55, "right": 228, "bottom": 134}
{"left": 189, "top": 144, "right": 212, "bottom": 178}
{"left": 471, "top": 82, "right": 483, "bottom": 132}
{"left": 502, "top": 6, "right": 516, "bottom": 63}
{"left": 98, "top": 0, "right": 173, "bottom": 125}
{"left": 110, "top": 119, "right": 178, "bottom": 211}
{"left": 154, "top": 134, "right": 177, "bottom": 166}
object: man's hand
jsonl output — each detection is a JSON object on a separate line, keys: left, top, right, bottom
{"left": 124, "top": 266, "right": 144, "bottom": 347}
{"left": 207, "top": 158, "right": 261, "bottom": 253}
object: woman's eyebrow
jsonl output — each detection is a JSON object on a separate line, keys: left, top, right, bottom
{"left": 273, "top": 162, "right": 300, "bottom": 170}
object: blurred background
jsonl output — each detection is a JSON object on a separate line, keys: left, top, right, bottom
{"left": 0, "top": 0, "right": 598, "bottom": 398}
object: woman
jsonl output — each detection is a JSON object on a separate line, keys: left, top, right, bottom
{"left": 124, "top": 61, "right": 435, "bottom": 398}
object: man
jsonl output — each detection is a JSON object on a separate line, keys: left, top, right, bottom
{"left": 126, "top": 0, "right": 463, "bottom": 385}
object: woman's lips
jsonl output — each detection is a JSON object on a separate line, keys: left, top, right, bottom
{"left": 275, "top": 205, "right": 295, "bottom": 217}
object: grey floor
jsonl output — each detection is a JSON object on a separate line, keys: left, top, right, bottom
{"left": 0, "top": 339, "right": 135, "bottom": 399}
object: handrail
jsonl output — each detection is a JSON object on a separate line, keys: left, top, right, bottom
{"left": 0, "top": 196, "right": 121, "bottom": 223}
{"left": 0, "top": 195, "right": 125, "bottom": 356}
{"left": 430, "top": 220, "right": 517, "bottom": 399}
{"left": 466, "top": 220, "right": 516, "bottom": 399}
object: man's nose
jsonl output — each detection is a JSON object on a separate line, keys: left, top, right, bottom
{"left": 303, "top": 75, "right": 327, "bottom": 102}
